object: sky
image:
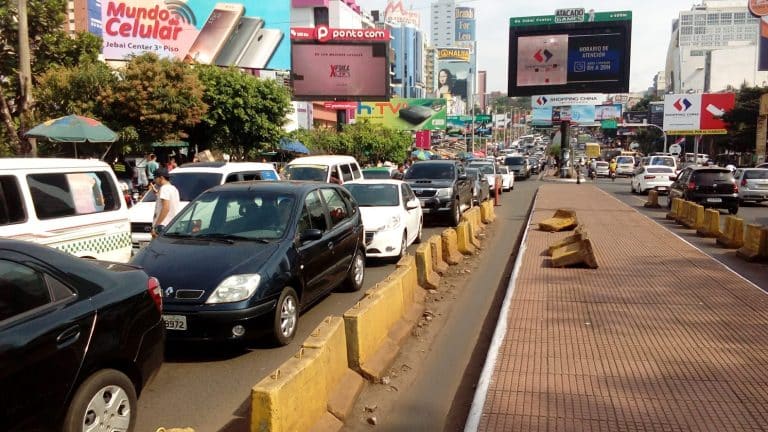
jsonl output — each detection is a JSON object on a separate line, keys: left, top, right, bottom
{"left": 362, "top": 0, "right": 698, "bottom": 93}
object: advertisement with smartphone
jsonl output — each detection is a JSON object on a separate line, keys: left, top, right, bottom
{"left": 95, "top": 0, "right": 289, "bottom": 70}
{"left": 354, "top": 99, "right": 447, "bottom": 131}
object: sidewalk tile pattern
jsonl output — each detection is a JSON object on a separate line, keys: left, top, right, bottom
{"left": 477, "top": 184, "right": 768, "bottom": 431}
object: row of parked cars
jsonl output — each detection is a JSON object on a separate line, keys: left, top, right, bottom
{"left": 1, "top": 154, "right": 518, "bottom": 431}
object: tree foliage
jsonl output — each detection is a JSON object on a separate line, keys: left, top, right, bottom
{"left": 102, "top": 53, "right": 207, "bottom": 148}
{"left": 190, "top": 65, "right": 291, "bottom": 157}
{"left": 35, "top": 60, "right": 117, "bottom": 120}
{"left": 722, "top": 84, "right": 767, "bottom": 153}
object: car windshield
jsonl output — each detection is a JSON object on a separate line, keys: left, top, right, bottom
{"left": 694, "top": 170, "right": 733, "bottom": 182}
{"left": 345, "top": 184, "right": 399, "bottom": 206}
{"left": 465, "top": 168, "right": 480, "bottom": 180}
{"left": 596, "top": 162, "right": 609, "bottom": 167}
{"left": 469, "top": 164, "right": 495, "bottom": 174}
{"left": 504, "top": 157, "right": 526, "bottom": 165}
{"left": 617, "top": 156, "right": 634, "bottom": 164}
{"left": 141, "top": 172, "right": 222, "bottom": 202}
{"left": 646, "top": 167, "right": 674, "bottom": 174}
{"left": 744, "top": 170, "right": 768, "bottom": 179}
{"left": 404, "top": 163, "right": 455, "bottom": 180}
{"left": 283, "top": 165, "right": 328, "bottom": 181}
{"left": 164, "top": 189, "right": 296, "bottom": 240}
{"left": 498, "top": 167, "right": 509, "bottom": 174}
{"left": 362, "top": 169, "right": 392, "bottom": 179}
{"left": 650, "top": 158, "right": 675, "bottom": 167}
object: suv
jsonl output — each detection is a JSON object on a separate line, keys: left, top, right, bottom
{"left": 129, "top": 162, "right": 278, "bottom": 251}
{"left": 467, "top": 160, "right": 502, "bottom": 196}
{"left": 283, "top": 155, "right": 363, "bottom": 184}
{"left": 504, "top": 156, "right": 531, "bottom": 179}
{"left": 668, "top": 166, "right": 739, "bottom": 214}
{"left": 403, "top": 160, "right": 473, "bottom": 226}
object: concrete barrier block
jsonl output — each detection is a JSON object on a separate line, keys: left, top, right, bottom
{"left": 644, "top": 190, "right": 662, "bottom": 208}
{"left": 466, "top": 217, "right": 482, "bottom": 248}
{"left": 456, "top": 222, "right": 476, "bottom": 255}
{"left": 737, "top": 224, "right": 768, "bottom": 261}
{"left": 666, "top": 198, "right": 681, "bottom": 220}
{"left": 428, "top": 235, "right": 449, "bottom": 275}
{"left": 716, "top": 216, "right": 745, "bottom": 249}
{"left": 480, "top": 201, "right": 493, "bottom": 223}
{"left": 676, "top": 201, "right": 690, "bottom": 225}
{"left": 343, "top": 296, "right": 398, "bottom": 381}
{"left": 550, "top": 239, "right": 598, "bottom": 269}
{"left": 547, "top": 226, "right": 586, "bottom": 256}
{"left": 307, "top": 414, "right": 344, "bottom": 432}
{"left": 538, "top": 208, "right": 578, "bottom": 232}
{"left": 415, "top": 243, "right": 441, "bottom": 290}
{"left": 395, "top": 255, "right": 418, "bottom": 300}
{"left": 370, "top": 277, "right": 406, "bottom": 331}
{"left": 697, "top": 209, "right": 721, "bottom": 237}
{"left": 252, "top": 348, "right": 328, "bottom": 432}
{"left": 441, "top": 228, "right": 463, "bottom": 265}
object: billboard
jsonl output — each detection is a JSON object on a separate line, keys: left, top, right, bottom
{"left": 623, "top": 111, "right": 649, "bottom": 124}
{"left": 355, "top": 99, "right": 447, "bottom": 130}
{"left": 508, "top": 10, "right": 632, "bottom": 96}
{"left": 663, "top": 93, "right": 735, "bottom": 134}
{"left": 531, "top": 93, "right": 603, "bottom": 108}
{"left": 531, "top": 106, "right": 553, "bottom": 126}
{"left": 570, "top": 105, "right": 595, "bottom": 124}
{"left": 291, "top": 27, "right": 390, "bottom": 101}
{"left": 455, "top": 7, "right": 476, "bottom": 43}
{"left": 436, "top": 48, "right": 472, "bottom": 104}
{"left": 97, "top": 0, "right": 290, "bottom": 69}
{"left": 595, "top": 104, "right": 622, "bottom": 121}
{"left": 384, "top": 0, "right": 420, "bottom": 27}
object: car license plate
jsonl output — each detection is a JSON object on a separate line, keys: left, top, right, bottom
{"left": 707, "top": 198, "right": 722, "bottom": 203}
{"left": 657, "top": 187, "right": 667, "bottom": 191}
{"left": 163, "top": 314, "right": 187, "bottom": 330}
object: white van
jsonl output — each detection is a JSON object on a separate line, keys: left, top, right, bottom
{"left": 129, "top": 161, "right": 279, "bottom": 250}
{"left": 283, "top": 155, "right": 363, "bottom": 184}
{"left": 0, "top": 158, "right": 132, "bottom": 262}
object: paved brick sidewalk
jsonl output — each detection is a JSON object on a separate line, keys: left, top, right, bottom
{"left": 471, "top": 184, "right": 768, "bottom": 431}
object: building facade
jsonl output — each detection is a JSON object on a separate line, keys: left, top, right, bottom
{"left": 390, "top": 25, "right": 427, "bottom": 98}
{"left": 430, "top": 0, "right": 456, "bottom": 48}
{"left": 664, "top": 0, "right": 768, "bottom": 93}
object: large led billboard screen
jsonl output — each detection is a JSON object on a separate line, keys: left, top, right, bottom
{"left": 290, "top": 26, "right": 390, "bottom": 101}
{"left": 94, "top": 0, "right": 290, "bottom": 69}
{"left": 508, "top": 10, "right": 632, "bottom": 96}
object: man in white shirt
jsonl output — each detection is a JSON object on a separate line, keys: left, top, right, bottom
{"left": 151, "top": 167, "right": 180, "bottom": 238}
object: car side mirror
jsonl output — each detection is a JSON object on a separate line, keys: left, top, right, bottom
{"left": 458, "top": 174, "right": 468, "bottom": 180}
{"left": 406, "top": 199, "right": 420, "bottom": 210}
{"left": 154, "top": 225, "right": 165, "bottom": 235}
{"left": 300, "top": 228, "right": 323, "bottom": 242}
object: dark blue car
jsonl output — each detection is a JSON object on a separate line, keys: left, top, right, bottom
{"left": 131, "top": 181, "right": 365, "bottom": 345}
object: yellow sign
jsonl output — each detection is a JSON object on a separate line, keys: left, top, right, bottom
{"left": 436, "top": 48, "right": 471, "bottom": 62}
{"left": 667, "top": 129, "right": 727, "bottom": 135}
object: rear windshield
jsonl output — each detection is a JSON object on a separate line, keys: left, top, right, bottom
{"left": 404, "top": 163, "right": 455, "bottom": 180}
{"left": 596, "top": 162, "right": 609, "bottom": 167}
{"left": 744, "top": 170, "right": 768, "bottom": 179}
{"left": 504, "top": 157, "right": 526, "bottom": 165}
{"left": 469, "top": 163, "right": 494, "bottom": 174}
{"left": 693, "top": 170, "right": 733, "bottom": 182}
{"left": 646, "top": 167, "right": 674, "bottom": 174}
{"left": 616, "top": 156, "right": 634, "bottom": 164}
{"left": 142, "top": 172, "right": 221, "bottom": 203}
{"left": 283, "top": 165, "right": 328, "bottom": 182}
{"left": 651, "top": 158, "right": 675, "bottom": 168}
{"left": 362, "top": 170, "right": 392, "bottom": 179}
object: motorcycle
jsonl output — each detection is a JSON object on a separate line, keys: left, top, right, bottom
{"left": 588, "top": 168, "right": 596, "bottom": 180}
{"left": 609, "top": 170, "right": 616, "bottom": 182}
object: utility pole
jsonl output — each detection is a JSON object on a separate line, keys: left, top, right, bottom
{"left": 17, "top": 0, "right": 36, "bottom": 156}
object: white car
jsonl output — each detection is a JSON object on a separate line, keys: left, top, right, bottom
{"left": 733, "top": 168, "right": 768, "bottom": 204}
{"left": 497, "top": 166, "right": 514, "bottom": 191}
{"left": 129, "top": 161, "right": 278, "bottom": 252}
{"left": 615, "top": 156, "right": 636, "bottom": 176}
{"left": 631, "top": 165, "right": 676, "bottom": 194}
{"left": 344, "top": 180, "right": 423, "bottom": 261}
{"left": 467, "top": 161, "right": 501, "bottom": 195}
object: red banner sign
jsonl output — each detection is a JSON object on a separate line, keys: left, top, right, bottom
{"left": 323, "top": 101, "right": 358, "bottom": 110}
{"left": 290, "top": 26, "right": 390, "bottom": 42}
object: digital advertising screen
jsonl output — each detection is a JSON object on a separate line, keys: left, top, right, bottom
{"left": 508, "top": 10, "right": 632, "bottom": 96}
{"left": 94, "top": 0, "right": 290, "bottom": 70}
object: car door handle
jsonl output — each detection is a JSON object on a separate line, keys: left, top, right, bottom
{"left": 327, "top": 242, "right": 333, "bottom": 250}
{"left": 57, "top": 325, "right": 81, "bottom": 347}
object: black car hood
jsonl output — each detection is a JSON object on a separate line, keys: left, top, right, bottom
{"left": 131, "top": 237, "right": 280, "bottom": 298}
{"left": 405, "top": 179, "right": 455, "bottom": 188}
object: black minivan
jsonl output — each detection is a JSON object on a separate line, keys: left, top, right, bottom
{"left": 668, "top": 166, "right": 739, "bottom": 214}
{"left": 132, "top": 182, "right": 365, "bottom": 346}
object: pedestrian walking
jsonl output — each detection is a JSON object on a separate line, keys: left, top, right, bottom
{"left": 146, "top": 154, "right": 159, "bottom": 182}
{"left": 151, "top": 167, "right": 180, "bottom": 238}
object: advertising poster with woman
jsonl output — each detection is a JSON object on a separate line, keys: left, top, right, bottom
{"left": 435, "top": 47, "right": 472, "bottom": 103}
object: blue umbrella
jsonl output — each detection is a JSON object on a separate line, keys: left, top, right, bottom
{"left": 279, "top": 138, "right": 310, "bottom": 154}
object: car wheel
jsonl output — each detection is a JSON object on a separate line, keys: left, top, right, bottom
{"left": 343, "top": 248, "right": 365, "bottom": 292}
{"left": 729, "top": 206, "right": 739, "bottom": 215}
{"left": 451, "top": 199, "right": 461, "bottom": 227}
{"left": 395, "top": 232, "right": 408, "bottom": 262}
{"left": 414, "top": 219, "right": 423, "bottom": 244}
{"left": 270, "top": 287, "right": 298, "bottom": 346}
{"left": 630, "top": 182, "right": 636, "bottom": 194}
{"left": 62, "top": 369, "right": 137, "bottom": 432}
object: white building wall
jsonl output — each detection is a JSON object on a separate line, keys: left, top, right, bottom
{"left": 291, "top": 8, "right": 315, "bottom": 27}
{"left": 330, "top": 0, "right": 363, "bottom": 28}
{"left": 710, "top": 45, "right": 768, "bottom": 90}
{"left": 430, "top": 0, "right": 455, "bottom": 47}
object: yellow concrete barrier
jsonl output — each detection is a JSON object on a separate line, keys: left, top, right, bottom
{"left": 480, "top": 201, "right": 495, "bottom": 223}
{"left": 456, "top": 221, "right": 476, "bottom": 255}
{"left": 440, "top": 228, "right": 463, "bottom": 265}
{"left": 716, "top": 216, "right": 745, "bottom": 249}
{"left": 381, "top": 264, "right": 425, "bottom": 346}
{"left": 697, "top": 209, "right": 721, "bottom": 237}
{"left": 415, "top": 242, "right": 440, "bottom": 290}
{"left": 550, "top": 238, "right": 598, "bottom": 269}
{"left": 737, "top": 224, "right": 768, "bottom": 261}
{"left": 251, "top": 347, "right": 336, "bottom": 432}
{"left": 538, "top": 208, "right": 578, "bottom": 232}
{"left": 683, "top": 203, "right": 704, "bottom": 229}
{"left": 395, "top": 255, "right": 419, "bottom": 301}
{"left": 547, "top": 226, "right": 585, "bottom": 256}
{"left": 666, "top": 197, "right": 681, "bottom": 220}
{"left": 644, "top": 190, "right": 661, "bottom": 208}
{"left": 676, "top": 200, "right": 690, "bottom": 225}
{"left": 461, "top": 207, "right": 483, "bottom": 232}
{"left": 428, "top": 235, "right": 449, "bottom": 275}
{"left": 466, "top": 216, "right": 482, "bottom": 248}
{"left": 343, "top": 292, "right": 400, "bottom": 382}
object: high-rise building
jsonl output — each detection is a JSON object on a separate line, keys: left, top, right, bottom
{"left": 430, "top": 0, "right": 456, "bottom": 48}
{"left": 664, "top": 0, "right": 768, "bottom": 93}
{"left": 477, "top": 70, "right": 487, "bottom": 112}
{"left": 391, "top": 25, "right": 426, "bottom": 98}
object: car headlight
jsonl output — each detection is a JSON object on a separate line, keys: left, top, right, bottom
{"left": 436, "top": 187, "right": 453, "bottom": 198}
{"left": 206, "top": 274, "right": 261, "bottom": 304}
{"left": 374, "top": 215, "right": 401, "bottom": 231}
